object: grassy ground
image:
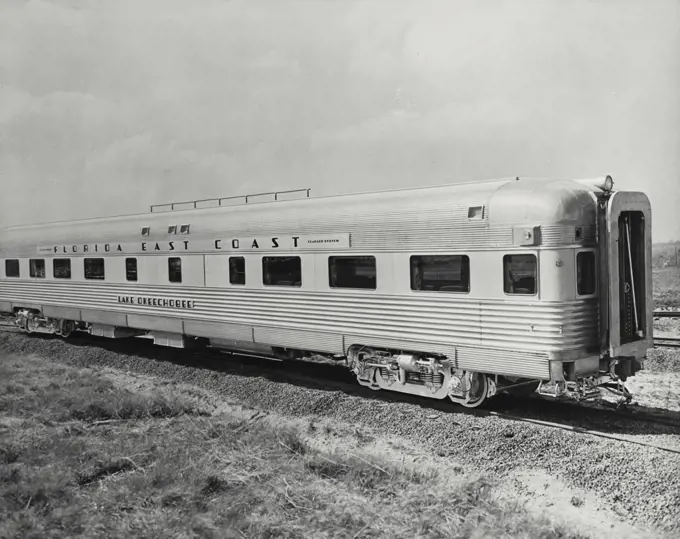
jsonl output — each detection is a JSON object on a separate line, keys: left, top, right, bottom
{"left": 653, "top": 267, "right": 680, "bottom": 308}
{"left": 0, "top": 354, "right": 588, "bottom": 539}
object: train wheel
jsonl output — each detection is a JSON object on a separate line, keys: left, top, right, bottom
{"left": 456, "top": 372, "right": 490, "bottom": 409}
{"left": 25, "top": 317, "right": 39, "bottom": 334}
{"left": 59, "top": 320, "right": 76, "bottom": 338}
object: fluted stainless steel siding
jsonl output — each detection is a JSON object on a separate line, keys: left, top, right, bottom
{"left": 0, "top": 280, "right": 596, "bottom": 379}
{"left": 540, "top": 225, "right": 597, "bottom": 247}
{"left": 458, "top": 347, "right": 550, "bottom": 379}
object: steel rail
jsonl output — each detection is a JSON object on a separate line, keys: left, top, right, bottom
{"left": 653, "top": 311, "right": 680, "bottom": 318}
{"left": 1, "top": 324, "right": 679, "bottom": 448}
{"left": 486, "top": 410, "right": 680, "bottom": 455}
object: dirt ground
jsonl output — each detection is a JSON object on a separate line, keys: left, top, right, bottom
{"left": 1, "top": 332, "right": 679, "bottom": 539}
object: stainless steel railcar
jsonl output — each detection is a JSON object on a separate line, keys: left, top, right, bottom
{"left": 0, "top": 176, "right": 653, "bottom": 407}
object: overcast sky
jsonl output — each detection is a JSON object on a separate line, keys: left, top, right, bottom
{"left": 1, "top": 0, "right": 678, "bottom": 241}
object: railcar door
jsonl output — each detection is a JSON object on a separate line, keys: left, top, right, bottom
{"left": 601, "top": 191, "right": 654, "bottom": 359}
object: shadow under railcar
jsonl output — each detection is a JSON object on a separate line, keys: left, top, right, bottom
{"left": 1, "top": 327, "right": 678, "bottom": 438}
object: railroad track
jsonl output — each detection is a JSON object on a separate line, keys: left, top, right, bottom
{"left": 486, "top": 409, "right": 680, "bottom": 455}
{"left": 655, "top": 336, "right": 680, "bottom": 348}
{"left": 653, "top": 310, "right": 680, "bottom": 318}
{"left": 1, "top": 322, "right": 679, "bottom": 449}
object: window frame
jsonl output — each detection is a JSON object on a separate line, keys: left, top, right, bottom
{"left": 29, "top": 259, "right": 46, "bottom": 279}
{"left": 502, "top": 253, "right": 538, "bottom": 296}
{"left": 84, "top": 258, "right": 106, "bottom": 280}
{"left": 229, "top": 256, "right": 246, "bottom": 286}
{"left": 576, "top": 249, "right": 597, "bottom": 297}
{"left": 126, "top": 258, "right": 138, "bottom": 282}
{"left": 328, "top": 255, "right": 377, "bottom": 291}
{"left": 409, "top": 254, "right": 471, "bottom": 294}
{"left": 53, "top": 258, "right": 72, "bottom": 279}
{"left": 262, "top": 256, "right": 302, "bottom": 287}
{"left": 168, "top": 257, "right": 182, "bottom": 283}
{"left": 4, "top": 259, "right": 20, "bottom": 278}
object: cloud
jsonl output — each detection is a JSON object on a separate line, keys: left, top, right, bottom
{"left": 0, "top": 0, "right": 678, "bottom": 241}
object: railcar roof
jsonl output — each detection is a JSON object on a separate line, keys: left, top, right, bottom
{"left": 2, "top": 177, "right": 515, "bottom": 230}
{"left": 1, "top": 176, "right": 606, "bottom": 234}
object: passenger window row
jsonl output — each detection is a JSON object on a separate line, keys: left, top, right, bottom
{"left": 1, "top": 252, "right": 597, "bottom": 296}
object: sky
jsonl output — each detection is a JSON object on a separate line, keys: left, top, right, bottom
{"left": 1, "top": 0, "right": 679, "bottom": 241}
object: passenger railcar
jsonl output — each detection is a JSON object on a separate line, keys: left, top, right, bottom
{"left": 0, "top": 176, "right": 653, "bottom": 407}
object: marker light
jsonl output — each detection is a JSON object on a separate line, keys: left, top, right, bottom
{"left": 604, "top": 175, "right": 614, "bottom": 191}
{"left": 573, "top": 176, "right": 615, "bottom": 192}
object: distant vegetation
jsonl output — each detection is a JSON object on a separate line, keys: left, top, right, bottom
{"left": 653, "top": 242, "right": 680, "bottom": 269}
{"left": 653, "top": 242, "right": 680, "bottom": 308}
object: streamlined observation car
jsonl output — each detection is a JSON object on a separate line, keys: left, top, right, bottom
{"left": 0, "top": 176, "right": 653, "bottom": 407}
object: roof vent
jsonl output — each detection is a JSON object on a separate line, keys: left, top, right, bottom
{"left": 468, "top": 206, "right": 484, "bottom": 220}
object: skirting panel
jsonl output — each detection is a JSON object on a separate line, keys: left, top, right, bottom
{"left": 42, "top": 305, "right": 82, "bottom": 321}
{"left": 127, "top": 314, "right": 183, "bottom": 333}
{"left": 458, "top": 346, "right": 550, "bottom": 379}
{"left": 0, "top": 301, "right": 12, "bottom": 313}
{"left": 342, "top": 334, "right": 456, "bottom": 359}
{"left": 81, "top": 309, "right": 129, "bottom": 327}
{"left": 254, "top": 326, "right": 343, "bottom": 354}
{"left": 184, "top": 320, "right": 253, "bottom": 342}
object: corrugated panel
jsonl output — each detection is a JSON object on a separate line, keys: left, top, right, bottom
{"left": 80, "top": 309, "right": 128, "bottom": 326}
{"left": 127, "top": 314, "right": 183, "bottom": 333}
{"left": 0, "top": 281, "right": 598, "bottom": 355}
{"left": 540, "top": 225, "right": 597, "bottom": 247}
{"left": 184, "top": 320, "right": 252, "bottom": 341}
{"left": 458, "top": 347, "right": 550, "bottom": 379}
{"left": 341, "top": 334, "right": 456, "bottom": 358}
{"left": 254, "top": 326, "right": 343, "bottom": 353}
{"left": 351, "top": 226, "right": 513, "bottom": 250}
{"left": 541, "top": 226, "right": 574, "bottom": 245}
{"left": 42, "top": 305, "right": 81, "bottom": 321}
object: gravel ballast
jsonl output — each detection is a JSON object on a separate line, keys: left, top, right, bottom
{"left": 1, "top": 330, "right": 679, "bottom": 534}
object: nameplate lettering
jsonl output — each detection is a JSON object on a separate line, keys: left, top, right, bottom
{"left": 38, "top": 234, "right": 350, "bottom": 255}
{"left": 117, "top": 296, "right": 196, "bottom": 309}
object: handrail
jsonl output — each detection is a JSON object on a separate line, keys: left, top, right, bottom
{"left": 150, "top": 188, "right": 311, "bottom": 213}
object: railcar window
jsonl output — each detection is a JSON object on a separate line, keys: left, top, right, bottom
{"left": 503, "top": 254, "right": 537, "bottom": 295}
{"left": 84, "top": 258, "right": 105, "bottom": 280}
{"left": 262, "top": 256, "right": 301, "bottom": 287}
{"left": 53, "top": 259, "right": 71, "bottom": 279}
{"left": 5, "top": 260, "right": 20, "bottom": 278}
{"left": 126, "top": 258, "right": 138, "bottom": 282}
{"left": 29, "top": 259, "right": 46, "bottom": 279}
{"left": 168, "top": 257, "right": 182, "bottom": 283}
{"left": 329, "top": 256, "right": 376, "bottom": 290}
{"left": 577, "top": 252, "right": 596, "bottom": 295}
{"left": 229, "top": 257, "right": 246, "bottom": 285}
{"left": 410, "top": 255, "right": 470, "bottom": 293}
